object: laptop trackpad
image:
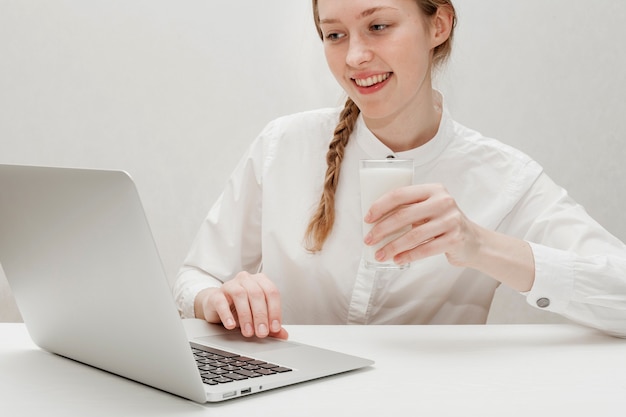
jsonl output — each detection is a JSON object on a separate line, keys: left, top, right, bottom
{"left": 194, "top": 334, "right": 298, "bottom": 356}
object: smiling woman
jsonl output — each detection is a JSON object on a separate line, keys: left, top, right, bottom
{"left": 175, "top": 0, "right": 626, "bottom": 339}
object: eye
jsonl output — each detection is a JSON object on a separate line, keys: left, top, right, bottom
{"left": 324, "top": 32, "right": 346, "bottom": 41}
{"left": 370, "top": 23, "right": 388, "bottom": 32}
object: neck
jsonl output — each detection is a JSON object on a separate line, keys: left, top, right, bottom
{"left": 363, "top": 91, "right": 443, "bottom": 153}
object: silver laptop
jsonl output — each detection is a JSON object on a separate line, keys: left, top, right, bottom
{"left": 0, "top": 164, "right": 373, "bottom": 403}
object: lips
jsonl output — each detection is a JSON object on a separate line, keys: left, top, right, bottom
{"left": 352, "top": 72, "right": 392, "bottom": 88}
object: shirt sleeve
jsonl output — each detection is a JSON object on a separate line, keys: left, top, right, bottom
{"left": 505, "top": 173, "right": 626, "bottom": 337}
{"left": 172, "top": 129, "right": 268, "bottom": 319}
{"left": 172, "top": 267, "right": 223, "bottom": 319}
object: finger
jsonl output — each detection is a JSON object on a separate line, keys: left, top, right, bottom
{"left": 255, "top": 276, "right": 283, "bottom": 334}
{"left": 366, "top": 192, "right": 442, "bottom": 248}
{"left": 208, "top": 290, "right": 238, "bottom": 330}
{"left": 238, "top": 278, "right": 272, "bottom": 338}
{"left": 375, "top": 218, "right": 443, "bottom": 262}
{"left": 393, "top": 233, "right": 450, "bottom": 265}
{"left": 224, "top": 280, "right": 257, "bottom": 337}
{"left": 270, "top": 327, "right": 290, "bottom": 340}
{"left": 198, "top": 287, "right": 236, "bottom": 328}
{"left": 366, "top": 203, "right": 428, "bottom": 247}
{"left": 365, "top": 185, "right": 432, "bottom": 223}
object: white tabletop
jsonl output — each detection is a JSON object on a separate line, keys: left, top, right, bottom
{"left": 1, "top": 323, "right": 625, "bottom": 416}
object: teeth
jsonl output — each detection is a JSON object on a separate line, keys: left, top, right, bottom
{"left": 354, "top": 73, "right": 390, "bottom": 87}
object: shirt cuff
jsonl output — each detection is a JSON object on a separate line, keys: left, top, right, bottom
{"left": 524, "top": 242, "right": 575, "bottom": 314}
{"left": 174, "top": 269, "right": 222, "bottom": 319}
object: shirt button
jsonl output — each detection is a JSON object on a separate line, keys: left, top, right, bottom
{"left": 536, "top": 297, "right": 550, "bottom": 308}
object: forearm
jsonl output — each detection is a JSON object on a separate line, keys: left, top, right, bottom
{"left": 465, "top": 225, "right": 535, "bottom": 292}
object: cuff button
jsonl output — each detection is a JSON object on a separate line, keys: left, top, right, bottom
{"left": 536, "top": 297, "right": 550, "bottom": 308}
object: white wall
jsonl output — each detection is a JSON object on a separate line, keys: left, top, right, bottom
{"left": 1, "top": 0, "right": 625, "bottom": 322}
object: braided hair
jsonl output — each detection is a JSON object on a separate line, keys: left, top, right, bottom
{"left": 304, "top": 98, "right": 360, "bottom": 252}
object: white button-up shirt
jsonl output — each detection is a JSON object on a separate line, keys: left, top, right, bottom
{"left": 174, "top": 100, "right": 626, "bottom": 336}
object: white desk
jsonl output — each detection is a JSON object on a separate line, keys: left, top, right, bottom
{"left": 1, "top": 323, "right": 625, "bottom": 416}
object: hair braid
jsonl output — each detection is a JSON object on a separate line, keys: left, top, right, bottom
{"left": 304, "top": 98, "right": 360, "bottom": 252}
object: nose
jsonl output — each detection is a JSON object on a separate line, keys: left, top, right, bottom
{"left": 346, "top": 35, "right": 373, "bottom": 67}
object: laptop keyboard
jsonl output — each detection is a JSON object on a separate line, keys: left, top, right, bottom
{"left": 191, "top": 344, "right": 292, "bottom": 386}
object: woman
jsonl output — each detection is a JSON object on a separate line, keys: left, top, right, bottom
{"left": 174, "top": 0, "right": 626, "bottom": 339}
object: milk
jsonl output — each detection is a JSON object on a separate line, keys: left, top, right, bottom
{"left": 359, "top": 159, "right": 413, "bottom": 270}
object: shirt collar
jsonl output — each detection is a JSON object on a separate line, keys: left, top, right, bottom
{"left": 354, "top": 91, "right": 455, "bottom": 166}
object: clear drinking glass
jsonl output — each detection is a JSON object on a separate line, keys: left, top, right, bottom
{"left": 359, "top": 159, "right": 414, "bottom": 270}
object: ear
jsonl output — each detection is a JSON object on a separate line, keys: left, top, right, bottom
{"left": 430, "top": 6, "right": 454, "bottom": 49}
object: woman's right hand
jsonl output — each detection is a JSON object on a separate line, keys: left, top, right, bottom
{"left": 194, "top": 272, "right": 288, "bottom": 340}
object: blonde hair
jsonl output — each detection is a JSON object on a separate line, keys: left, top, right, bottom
{"left": 304, "top": 0, "right": 457, "bottom": 252}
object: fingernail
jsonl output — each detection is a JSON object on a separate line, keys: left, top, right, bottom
{"left": 271, "top": 320, "right": 281, "bottom": 332}
{"left": 258, "top": 323, "right": 268, "bottom": 336}
{"left": 225, "top": 318, "right": 236, "bottom": 329}
{"left": 364, "top": 233, "right": 373, "bottom": 245}
{"left": 364, "top": 212, "right": 373, "bottom": 223}
{"left": 244, "top": 323, "right": 254, "bottom": 336}
{"left": 375, "top": 250, "right": 386, "bottom": 261}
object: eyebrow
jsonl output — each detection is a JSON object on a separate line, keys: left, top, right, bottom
{"left": 319, "top": 6, "right": 398, "bottom": 25}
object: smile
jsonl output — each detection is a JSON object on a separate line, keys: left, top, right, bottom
{"left": 353, "top": 73, "right": 391, "bottom": 88}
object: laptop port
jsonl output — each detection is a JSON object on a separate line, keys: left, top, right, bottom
{"left": 241, "top": 388, "right": 252, "bottom": 395}
{"left": 222, "top": 391, "right": 237, "bottom": 399}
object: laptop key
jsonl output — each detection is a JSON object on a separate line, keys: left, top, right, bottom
{"left": 202, "top": 378, "right": 219, "bottom": 385}
{"left": 213, "top": 376, "right": 234, "bottom": 384}
{"left": 233, "top": 369, "right": 264, "bottom": 378}
{"left": 200, "top": 372, "right": 221, "bottom": 379}
{"left": 212, "top": 368, "right": 230, "bottom": 375}
{"left": 224, "top": 372, "right": 248, "bottom": 381}
{"left": 254, "top": 368, "right": 277, "bottom": 375}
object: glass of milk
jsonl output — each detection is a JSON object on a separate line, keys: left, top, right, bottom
{"left": 359, "top": 159, "right": 414, "bottom": 270}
